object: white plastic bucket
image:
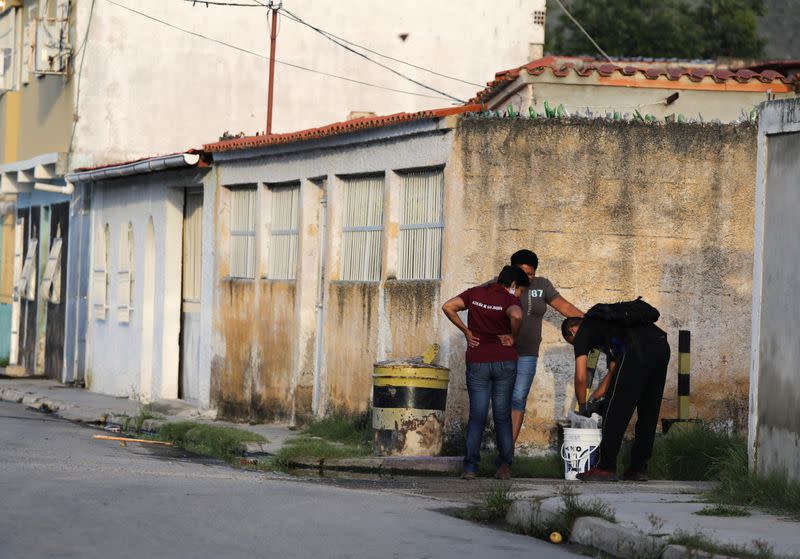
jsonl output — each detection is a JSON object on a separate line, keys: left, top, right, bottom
{"left": 560, "top": 428, "right": 602, "bottom": 480}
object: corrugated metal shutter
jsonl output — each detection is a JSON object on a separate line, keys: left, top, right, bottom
{"left": 229, "top": 187, "right": 257, "bottom": 279}
{"left": 267, "top": 185, "right": 300, "bottom": 280}
{"left": 398, "top": 170, "right": 444, "bottom": 280}
{"left": 340, "top": 176, "right": 384, "bottom": 282}
{"left": 183, "top": 191, "right": 203, "bottom": 302}
{"left": 92, "top": 224, "right": 108, "bottom": 320}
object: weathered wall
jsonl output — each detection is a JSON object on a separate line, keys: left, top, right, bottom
{"left": 211, "top": 123, "right": 453, "bottom": 421}
{"left": 442, "top": 117, "right": 757, "bottom": 449}
{"left": 750, "top": 99, "right": 800, "bottom": 480}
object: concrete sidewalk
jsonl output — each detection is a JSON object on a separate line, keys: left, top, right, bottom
{"left": 505, "top": 481, "right": 800, "bottom": 559}
{"left": 0, "top": 376, "right": 293, "bottom": 454}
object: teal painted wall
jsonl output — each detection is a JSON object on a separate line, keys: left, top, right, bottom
{"left": 0, "top": 304, "right": 10, "bottom": 363}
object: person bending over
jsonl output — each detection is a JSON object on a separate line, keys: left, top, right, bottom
{"left": 562, "top": 316, "right": 670, "bottom": 482}
{"left": 442, "top": 266, "right": 528, "bottom": 480}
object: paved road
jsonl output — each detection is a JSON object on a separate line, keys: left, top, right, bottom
{"left": 0, "top": 402, "right": 580, "bottom": 559}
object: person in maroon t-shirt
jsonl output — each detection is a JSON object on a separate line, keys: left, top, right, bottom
{"left": 442, "top": 265, "right": 529, "bottom": 480}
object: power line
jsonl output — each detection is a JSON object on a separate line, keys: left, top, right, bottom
{"left": 104, "top": 0, "right": 452, "bottom": 101}
{"left": 181, "top": 0, "right": 264, "bottom": 6}
{"left": 552, "top": 0, "right": 612, "bottom": 63}
{"left": 279, "top": 7, "right": 465, "bottom": 103}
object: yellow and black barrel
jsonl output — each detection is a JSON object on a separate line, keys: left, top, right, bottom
{"left": 372, "top": 360, "right": 450, "bottom": 456}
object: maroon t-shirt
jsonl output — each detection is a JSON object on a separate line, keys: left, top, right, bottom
{"left": 458, "top": 283, "right": 521, "bottom": 364}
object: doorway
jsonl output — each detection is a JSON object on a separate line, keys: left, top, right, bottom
{"left": 179, "top": 189, "right": 203, "bottom": 401}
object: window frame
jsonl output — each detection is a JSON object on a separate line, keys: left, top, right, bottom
{"left": 227, "top": 185, "right": 258, "bottom": 280}
{"left": 396, "top": 168, "right": 445, "bottom": 280}
{"left": 265, "top": 182, "right": 301, "bottom": 281}
{"left": 339, "top": 174, "right": 385, "bottom": 282}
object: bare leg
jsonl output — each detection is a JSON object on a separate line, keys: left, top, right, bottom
{"left": 512, "top": 410, "right": 525, "bottom": 444}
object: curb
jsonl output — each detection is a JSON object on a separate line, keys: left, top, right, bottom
{"left": 281, "top": 455, "right": 463, "bottom": 475}
{"left": 571, "top": 516, "right": 663, "bottom": 559}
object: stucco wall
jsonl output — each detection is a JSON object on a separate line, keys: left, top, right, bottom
{"left": 442, "top": 117, "right": 757, "bottom": 449}
{"left": 750, "top": 99, "right": 800, "bottom": 480}
{"left": 86, "top": 172, "right": 188, "bottom": 400}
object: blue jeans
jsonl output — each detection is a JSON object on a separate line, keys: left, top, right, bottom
{"left": 464, "top": 360, "right": 517, "bottom": 473}
{"left": 511, "top": 355, "right": 539, "bottom": 411}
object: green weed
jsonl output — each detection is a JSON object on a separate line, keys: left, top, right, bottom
{"left": 303, "top": 412, "right": 371, "bottom": 445}
{"left": 669, "top": 530, "right": 773, "bottom": 559}
{"left": 456, "top": 483, "right": 512, "bottom": 524}
{"left": 694, "top": 504, "right": 750, "bottom": 517}
{"left": 132, "top": 405, "right": 165, "bottom": 433}
{"left": 157, "top": 422, "right": 266, "bottom": 463}
{"left": 708, "top": 445, "right": 800, "bottom": 520}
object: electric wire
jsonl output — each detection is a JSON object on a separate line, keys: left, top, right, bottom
{"left": 103, "top": 0, "right": 451, "bottom": 101}
{"left": 279, "top": 7, "right": 465, "bottom": 103}
{"left": 183, "top": 0, "right": 483, "bottom": 89}
{"left": 552, "top": 0, "right": 613, "bottom": 63}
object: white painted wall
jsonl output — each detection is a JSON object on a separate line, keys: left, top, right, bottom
{"left": 749, "top": 98, "right": 800, "bottom": 480}
{"left": 87, "top": 176, "right": 184, "bottom": 401}
{"left": 70, "top": 0, "right": 546, "bottom": 168}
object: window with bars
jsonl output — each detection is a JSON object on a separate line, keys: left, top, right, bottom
{"left": 340, "top": 176, "right": 384, "bottom": 282}
{"left": 398, "top": 170, "right": 444, "bottom": 280}
{"left": 267, "top": 185, "right": 300, "bottom": 280}
{"left": 92, "top": 224, "right": 109, "bottom": 320}
{"left": 229, "top": 187, "right": 257, "bottom": 279}
{"left": 117, "top": 223, "right": 134, "bottom": 323}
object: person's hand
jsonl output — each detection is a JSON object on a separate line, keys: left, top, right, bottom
{"left": 465, "top": 329, "right": 480, "bottom": 348}
{"left": 585, "top": 397, "right": 607, "bottom": 416}
{"left": 498, "top": 334, "right": 515, "bottom": 347}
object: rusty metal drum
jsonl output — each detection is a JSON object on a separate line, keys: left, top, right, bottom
{"left": 372, "top": 359, "right": 450, "bottom": 456}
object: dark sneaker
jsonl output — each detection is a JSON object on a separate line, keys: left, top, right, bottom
{"left": 621, "top": 470, "right": 649, "bottom": 482}
{"left": 461, "top": 471, "right": 477, "bottom": 480}
{"left": 495, "top": 463, "right": 511, "bottom": 480}
{"left": 576, "top": 467, "right": 618, "bottom": 482}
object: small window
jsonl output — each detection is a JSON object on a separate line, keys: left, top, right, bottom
{"left": 117, "top": 223, "right": 134, "bottom": 323}
{"left": 39, "top": 224, "right": 63, "bottom": 304}
{"left": 267, "top": 185, "right": 300, "bottom": 280}
{"left": 340, "top": 176, "right": 384, "bottom": 281}
{"left": 533, "top": 10, "right": 546, "bottom": 26}
{"left": 397, "top": 170, "right": 444, "bottom": 280}
{"left": 229, "top": 187, "right": 257, "bottom": 279}
{"left": 92, "top": 224, "right": 109, "bottom": 320}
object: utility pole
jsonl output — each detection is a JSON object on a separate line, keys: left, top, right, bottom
{"left": 266, "top": 2, "right": 281, "bottom": 135}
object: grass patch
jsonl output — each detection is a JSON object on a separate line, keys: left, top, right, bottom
{"left": 132, "top": 405, "right": 165, "bottom": 433}
{"left": 516, "top": 485, "right": 616, "bottom": 542}
{"left": 708, "top": 444, "right": 800, "bottom": 520}
{"left": 478, "top": 453, "right": 563, "bottom": 478}
{"left": 456, "top": 484, "right": 513, "bottom": 523}
{"left": 303, "top": 412, "right": 371, "bottom": 446}
{"left": 669, "top": 530, "right": 773, "bottom": 559}
{"left": 157, "top": 422, "right": 266, "bottom": 463}
{"left": 269, "top": 413, "right": 372, "bottom": 470}
{"left": 694, "top": 504, "right": 750, "bottom": 517}
{"left": 615, "top": 425, "right": 744, "bottom": 481}
{"left": 0, "top": 358, "right": 9, "bottom": 367}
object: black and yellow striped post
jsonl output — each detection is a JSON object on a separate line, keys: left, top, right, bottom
{"left": 372, "top": 362, "right": 449, "bottom": 456}
{"left": 678, "top": 330, "right": 691, "bottom": 420}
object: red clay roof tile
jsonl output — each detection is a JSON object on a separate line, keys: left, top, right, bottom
{"left": 204, "top": 104, "right": 482, "bottom": 153}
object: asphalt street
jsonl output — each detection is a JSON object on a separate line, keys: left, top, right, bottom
{"left": 0, "top": 402, "right": 581, "bottom": 559}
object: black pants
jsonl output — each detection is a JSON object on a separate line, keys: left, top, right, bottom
{"left": 598, "top": 327, "right": 670, "bottom": 472}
